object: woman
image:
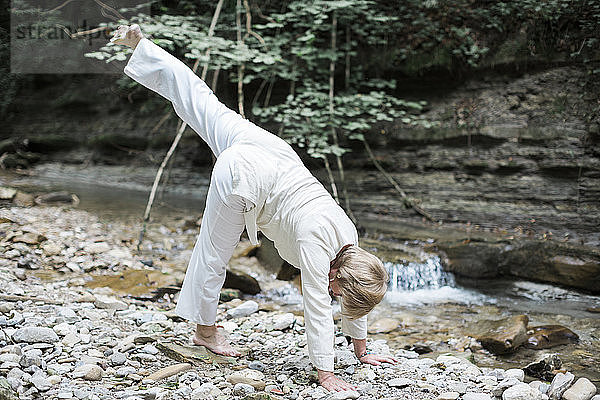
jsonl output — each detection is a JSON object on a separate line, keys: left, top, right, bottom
{"left": 112, "top": 24, "right": 396, "bottom": 392}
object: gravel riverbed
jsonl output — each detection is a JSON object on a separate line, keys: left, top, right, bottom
{"left": 0, "top": 204, "right": 597, "bottom": 400}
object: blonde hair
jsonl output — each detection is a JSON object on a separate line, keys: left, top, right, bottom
{"left": 335, "top": 246, "right": 388, "bottom": 320}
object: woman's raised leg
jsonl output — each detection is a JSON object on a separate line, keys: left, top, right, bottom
{"left": 120, "top": 26, "right": 250, "bottom": 157}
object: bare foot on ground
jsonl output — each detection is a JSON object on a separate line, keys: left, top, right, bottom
{"left": 193, "top": 324, "right": 241, "bottom": 357}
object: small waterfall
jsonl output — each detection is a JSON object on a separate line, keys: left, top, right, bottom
{"left": 385, "top": 256, "right": 455, "bottom": 292}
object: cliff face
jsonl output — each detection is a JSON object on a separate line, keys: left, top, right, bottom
{"left": 3, "top": 64, "right": 599, "bottom": 292}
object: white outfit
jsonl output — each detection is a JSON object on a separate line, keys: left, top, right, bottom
{"left": 124, "top": 37, "right": 367, "bottom": 372}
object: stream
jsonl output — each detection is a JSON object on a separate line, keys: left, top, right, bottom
{"left": 1, "top": 164, "right": 599, "bottom": 385}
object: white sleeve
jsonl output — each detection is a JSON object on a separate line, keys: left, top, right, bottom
{"left": 298, "top": 240, "right": 335, "bottom": 372}
{"left": 341, "top": 303, "right": 367, "bottom": 340}
{"left": 123, "top": 37, "right": 246, "bottom": 156}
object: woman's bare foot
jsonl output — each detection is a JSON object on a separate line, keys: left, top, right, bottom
{"left": 193, "top": 324, "right": 241, "bottom": 357}
{"left": 110, "top": 24, "right": 143, "bottom": 49}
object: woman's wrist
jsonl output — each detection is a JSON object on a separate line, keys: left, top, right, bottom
{"left": 357, "top": 350, "right": 372, "bottom": 360}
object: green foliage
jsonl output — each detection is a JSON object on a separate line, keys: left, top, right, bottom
{"left": 83, "top": 0, "right": 599, "bottom": 158}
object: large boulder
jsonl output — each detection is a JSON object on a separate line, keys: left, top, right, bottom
{"left": 472, "top": 315, "right": 529, "bottom": 354}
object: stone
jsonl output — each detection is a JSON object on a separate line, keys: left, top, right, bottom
{"left": 233, "top": 383, "right": 255, "bottom": 396}
{"left": 29, "top": 374, "right": 51, "bottom": 392}
{"left": 72, "top": 364, "right": 103, "bottom": 381}
{"left": 547, "top": 372, "right": 575, "bottom": 400}
{"left": 109, "top": 352, "right": 127, "bottom": 366}
{"left": 272, "top": 313, "right": 295, "bottom": 330}
{"left": 84, "top": 242, "right": 110, "bottom": 254}
{"left": 224, "top": 269, "right": 261, "bottom": 295}
{"left": 437, "top": 393, "right": 460, "bottom": 400}
{"left": 35, "top": 192, "right": 78, "bottom": 205}
{"left": 248, "top": 360, "right": 265, "bottom": 372}
{"left": 463, "top": 393, "right": 492, "bottom": 400}
{"left": 93, "top": 295, "right": 128, "bottom": 310}
{"left": 12, "top": 327, "right": 59, "bottom": 344}
{"left": 525, "top": 325, "right": 579, "bottom": 349}
{"left": 12, "top": 232, "right": 46, "bottom": 245}
{"left": 562, "top": 378, "right": 597, "bottom": 400}
{"left": 472, "top": 315, "right": 529, "bottom": 354}
{"left": 62, "top": 333, "right": 81, "bottom": 347}
{"left": 20, "top": 350, "right": 42, "bottom": 368}
{"left": 42, "top": 242, "right": 63, "bottom": 256}
{"left": 329, "top": 390, "right": 360, "bottom": 399}
{"left": 524, "top": 354, "right": 563, "bottom": 381}
{"left": 493, "top": 378, "right": 521, "bottom": 397}
{"left": 227, "top": 301, "right": 259, "bottom": 318}
{"left": 367, "top": 318, "right": 400, "bottom": 334}
{"left": 502, "top": 383, "right": 543, "bottom": 400}
{"left": 115, "top": 366, "right": 136, "bottom": 378}
{"left": 146, "top": 363, "right": 191, "bottom": 381}
{"left": 388, "top": 377, "right": 413, "bottom": 388}
{"left": 226, "top": 369, "right": 266, "bottom": 390}
{"left": 354, "top": 367, "right": 376, "bottom": 381}
{"left": 505, "top": 369, "right": 524, "bottom": 382}
{"left": 0, "top": 187, "right": 17, "bottom": 200}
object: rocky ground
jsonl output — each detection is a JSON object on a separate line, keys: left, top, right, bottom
{"left": 0, "top": 194, "right": 599, "bottom": 399}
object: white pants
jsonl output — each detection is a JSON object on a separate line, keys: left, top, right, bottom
{"left": 123, "top": 37, "right": 257, "bottom": 325}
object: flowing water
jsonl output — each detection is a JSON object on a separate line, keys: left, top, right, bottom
{"left": 1, "top": 166, "right": 599, "bottom": 384}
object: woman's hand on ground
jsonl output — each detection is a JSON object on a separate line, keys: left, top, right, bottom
{"left": 317, "top": 370, "right": 356, "bottom": 392}
{"left": 359, "top": 353, "right": 398, "bottom": 366}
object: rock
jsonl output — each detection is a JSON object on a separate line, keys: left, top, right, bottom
{"left": 109, "top": 352, "right": 127, "bottom": 366}
{"left": 502, "top": 383, "right": 543, "bottom": 400}
{"left": 35, "top": 192, "right": 79, "bottom": 205}
{"left": 463, "top": 393, "right": 492, "bottom": 400}
{"left": 329, "top": 390, "right": 360, "bottom": 399}
{"left": 146, "top": 363, "right": 191, "bottom": 381}
{"left": 72, "top": 364, "right": 103, "bottom": 381}
{"left": 0, "top": 377, "right": 19, "bottom": 400}
{"left": 12, "top": 327, "right": 59, "bottom": 344}
{"left": 220, "top": 288, "right": 242, "bottom": 302}
{"left": 367, "top": 318, "right": 400, "bottom": 334}
{"left": 13, "top": 191, "right": 35, "bottom": 207}
{"left": 93, "top": 295, "right": 128, "bottom": 311}
{"left": 505, "top": 369, "right": 524, "bottom": 382}
{"left": 84, "top": 242, "right": 110, "bottom": 254}
{"left": 437, "top": 393, "right": 460, "bottom": 400}
{"left": 272, "top": 313, "right": 295, "bottom": 330}
{"left": 524, "top": 354, "right": 562, "bottom": 381}
{"left": 224, "top": 269, "right": 261, "bottom": 295}
{"left": 0, "top": 187, "right": 17, "bottom": 200}
{"left": 42, "top": 242, "right": 63, "bottom": 256}
{"left": 525, "top": 325, "right": 579, "bottom": 349}
{"left": 562, "top": 378, "right": 597, "bottom": 400}
{"left": 62, "top": 332, "right": 81, "bottom": 347}
{"left": 29, "top": 373, "right": 51, "bottom": 392}
{"left": 226, "top": 369, "right": 266, "bottom": 390}
{"left": 388, "top": 377, "right": 413, "bottom": 388}
{"left": 354, "top": 367, "right": 376, "bottom": 381}
{"left": 472, "top": 315, "right": 529, "bottom": 354}
{"left": 115, "top": 366, "right": 136, "bottom": 377}
{"left": 493, "top": 378, "right": 521, "bottom": 397}
{"left": 248, "top": 361, "right": 265, "bottom": 372}
{"left": 233, "top": 383, "right": 255, "bottom": 396}
{"left": 12, "top": 232, "right": 46, "bottom": 245}
{"left": 547, "top": 371, "right": 575, "bottom": 400}
{"left": 227, "top": 301, "right": 259, "bottom": 318}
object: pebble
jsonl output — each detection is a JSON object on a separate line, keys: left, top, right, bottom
{"left": 233, "top": 382, "right": 255, "bottom": 396}
{"left": 227, "top": 300, "right": 259, "bottom": 318}
{"left": 93, "top": 295, "right": 128, "bottom": 311}
{"left": 437, "top": 392, "right": 460, "bottom": 400}
{"left": 272, "top": 313, "right": 295, "bottom": 330}
{"left": 146, "top": 363, "right": 191, "bottom": 381}
{"left": 109, "top": 352, "right": 128, "bottom": 366}
{"left": 502, "top": 383, "right": 544, "bottom": 400}
{"left": 226, "top": 369, "right": 266, "bottom": 390}
{"left": 562, "top": 378, "right": 597, "bottom": 400}
{"left": 548, "top": 372, "right": 575, "bottom": 400}
{"left": 248, "top": 360, "right": 265, "bottom": 372}
{"left": 463, "top": 393, "right": 492, "bottom": 400}
{"left": 329, "top": 390, "right": 360, "bottom": 399}
{"left": 72, "top": 364, "right": 104, "bottom": 381}
{"left": 505, "top": 368, "right": 525, "bottom": 382}
{"left": 388, "top": 377, "right": 413, "bottom": 388}
{"left": 12, "top": 327, "right": 59, "bottom": 343}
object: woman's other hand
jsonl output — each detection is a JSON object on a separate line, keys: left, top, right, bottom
{"left": 358, "top": 352, "right": 398, "bottom": 366}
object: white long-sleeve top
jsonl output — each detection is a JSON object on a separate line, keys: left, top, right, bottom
{"left": 124, "top": 37, "right": 367, "bottom": 371}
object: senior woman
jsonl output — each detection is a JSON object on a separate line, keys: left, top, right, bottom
{"left": 112, "top": 24, "right": 396, "bottom": 392}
